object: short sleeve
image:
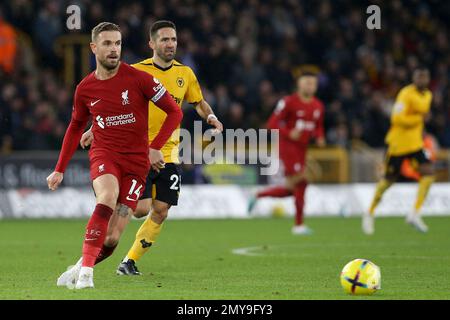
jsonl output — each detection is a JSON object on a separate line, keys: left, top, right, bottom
{"left": 71, "top": 85, "right": 90, "bottom": 122}
{"left": 185, "top": 68, "right": 204, "bottom": 105}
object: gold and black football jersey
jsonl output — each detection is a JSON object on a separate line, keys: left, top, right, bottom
{"left": 133, "top": 58, "right": 203, "bottom": 163}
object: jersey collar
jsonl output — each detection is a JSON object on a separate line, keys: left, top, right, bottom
{"left": 153, "top": 60, "right": 174, "bottom": 71}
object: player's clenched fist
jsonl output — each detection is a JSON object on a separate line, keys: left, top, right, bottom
{"left": 80, "top": 128, "right": 94, "bottom": 149}
{"left": 207, "top": 115, "right": 224, "bottom": 135}
{"left": 46, "top": 171, "right": 64, "bottom": 191}
{"left": 149, "top": 148, "right": 165, "bottom": 172}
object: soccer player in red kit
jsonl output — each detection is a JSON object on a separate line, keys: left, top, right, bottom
{"left": 46, "top": 22, "right": 182, "bottom": 289}
{"left": 248, "top": 72, "right": 325, "bottom": 235}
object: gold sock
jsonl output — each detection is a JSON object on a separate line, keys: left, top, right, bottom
{"left": 414, "top": 175, "right": 435, "bottom": 213}
{"left": 369, "top": 179, "right": 392, "bottom": 215}
{"left": 126, "top": 217, "right": 163, "bottom": 262}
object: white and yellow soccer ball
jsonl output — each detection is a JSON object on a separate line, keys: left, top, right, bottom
{"left": 340, "top": 259, "right": 381, "bottom": 295}
{"left": 270, "top": 202, "right": 286, "bottom": 218}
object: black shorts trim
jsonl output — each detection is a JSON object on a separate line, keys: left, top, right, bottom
{"left": 384, "top": 149, "right": 430, "bottom": 180}
{"left": 140, "top": 163, "right": 181, "bottom": 206}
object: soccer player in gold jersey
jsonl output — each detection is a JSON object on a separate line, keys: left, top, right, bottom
{"left": 363, "top": 67, "right": 434, "bottom": 234}
{"left": 80, "top": 21, "right": 223, "bottom": 274}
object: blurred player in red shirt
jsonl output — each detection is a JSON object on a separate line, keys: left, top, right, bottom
{"left": 248, "top": 72, "right": 325, "bottom": 235}
{"left": 46, "top": 22, "right": 182, "bottom": 289}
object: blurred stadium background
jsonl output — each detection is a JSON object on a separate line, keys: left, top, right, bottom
{"left": 2, "top": 0, "right": 450, "bottom": 301}
{"left": 0, "top": 0, "right": 450, "bottom": 219}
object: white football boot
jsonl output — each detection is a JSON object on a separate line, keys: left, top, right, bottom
{"left": 75, "top": 267, "right": 94, "bottom": 289}
{"left": 57, "top": 257, "right": 82, "bottom": 287}
{"left": 291, "top": 225, "right": 313, "bottom": 235}
{"left": 406, "top": 213, "right": 428, "bottom": 233}
{"left": 362, "top": 211, "right": 375, "bottom": 235}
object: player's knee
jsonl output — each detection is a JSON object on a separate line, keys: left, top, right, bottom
{"left": 133, "top": 203, "right": 151, "bottom": 219}
{"left": 152, "top": 206, "right": 169, "bottom": 222}
{"left": 97, "top": 191, "right": 119, "bottom": 208}
{"left": 419, "top": 164, "right": 434, "bottom": 176}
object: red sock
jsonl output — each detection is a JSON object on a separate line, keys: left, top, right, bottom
{"left": 95, "top": 243, "right": 118, "bottom": 265}
{"left": 257, "top": 186, "right": 292, "bottom": 198}
{"left": 294, "top": 182, "right": 307, "bottom": 226}
{"left": 82, "top": 204, "right": 113, "bottom": 267}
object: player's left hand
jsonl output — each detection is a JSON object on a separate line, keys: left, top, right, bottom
{"left": 208, "top": 117, "right": 223, "bottom": 135}
{"left": 149, "top": 148, "right": 165, "bottom": 173}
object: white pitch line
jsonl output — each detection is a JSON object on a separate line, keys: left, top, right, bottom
{"left": 231, "top": 244, "right": 450, "bottom": 260}
{"left": 231, "top": 246, "right": 265, "bottom": 256}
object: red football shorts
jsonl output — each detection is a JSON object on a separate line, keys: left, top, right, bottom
{"left": 279, "top": 142, "right": 307, "bottom": 176}
{"left": 89, "top": 149, "right": 149, "bottom": 211}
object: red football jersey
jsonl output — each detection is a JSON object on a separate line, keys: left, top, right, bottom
{"left": 73, "top": 62, "right": 164, "bottom": 157}
{"left": 267, "top": 93, "right": 324, "bottom": 147}
{"left": 55, "top": 62, "right": 182, "bottom": 173}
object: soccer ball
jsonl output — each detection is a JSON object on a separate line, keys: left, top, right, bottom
{"left": 270, "top": 202, "right": 286, "bottom": 218}
{"left": 340, "top": 259, "right": 381, "bottom": 295}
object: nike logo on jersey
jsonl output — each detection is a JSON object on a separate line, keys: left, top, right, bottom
{"left": 90, "top": 99, "right": 101, "bottom": 106}
{"left": 126, "top": 196, "right": 138, "bottom": 201}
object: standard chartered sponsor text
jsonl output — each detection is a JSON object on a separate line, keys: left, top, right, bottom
{"left": 105, "top": 113, "right": 136, "bottom": 127}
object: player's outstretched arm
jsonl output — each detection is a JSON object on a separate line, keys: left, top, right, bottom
{"left": 195, "top": 100, "right": 223, "bottom": 134}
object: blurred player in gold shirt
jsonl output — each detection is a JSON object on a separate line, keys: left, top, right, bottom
{"left": 80, "top": 21, "right": 223, "bottom": 275}
{"left": 363, "top": 67, "right": 434, "bottom": 234}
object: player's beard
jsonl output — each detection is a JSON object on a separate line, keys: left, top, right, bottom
{"left": 99, "top": 54, "right": 121, "bottom": 70}
{"left": 300, "top": 91, "right": 314, "bottom": 99}
{"left": 156, "top": 48, "right": 175, "bottom": 63}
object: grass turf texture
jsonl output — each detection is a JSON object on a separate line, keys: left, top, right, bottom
{"left": 0, "top": 216, "right": 449, "bottom": 300}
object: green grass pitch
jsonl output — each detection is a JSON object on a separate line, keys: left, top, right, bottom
{"left": 1, "top": 216, "right": 449, "bottom": 300}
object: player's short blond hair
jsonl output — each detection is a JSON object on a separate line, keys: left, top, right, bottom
{"left": 91, "top": 22, "right": 121, "bottom": 42}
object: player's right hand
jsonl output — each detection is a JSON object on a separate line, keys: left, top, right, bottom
{"left": 289, "top": 129, "right": 301, "bottom": 141}
{"left": 149, "top": 148, "right": 165, "bottom": 173}
{"left": 46, "top": 171, "right": 64, "bottom": 191}
{"left": 80, "top": 129, "right": 94, "bottom": 149}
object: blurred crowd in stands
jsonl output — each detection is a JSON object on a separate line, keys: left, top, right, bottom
{"left": 0, "top": 0, "right": 449, "bottom": 153}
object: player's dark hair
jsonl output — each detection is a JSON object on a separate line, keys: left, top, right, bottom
{"left": 150, "top": 20, "right": 176, "bottom": 40}
{"left": 91, "top": 22, "right": 121, "bottom": 42}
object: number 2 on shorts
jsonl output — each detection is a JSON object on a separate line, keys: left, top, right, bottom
{"left": 170, "top": 174, "right": 180, "bottom": 190}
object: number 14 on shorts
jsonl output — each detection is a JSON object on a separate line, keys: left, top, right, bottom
{"left": 126, "top": 179, "right": 143, "bottom": 201}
